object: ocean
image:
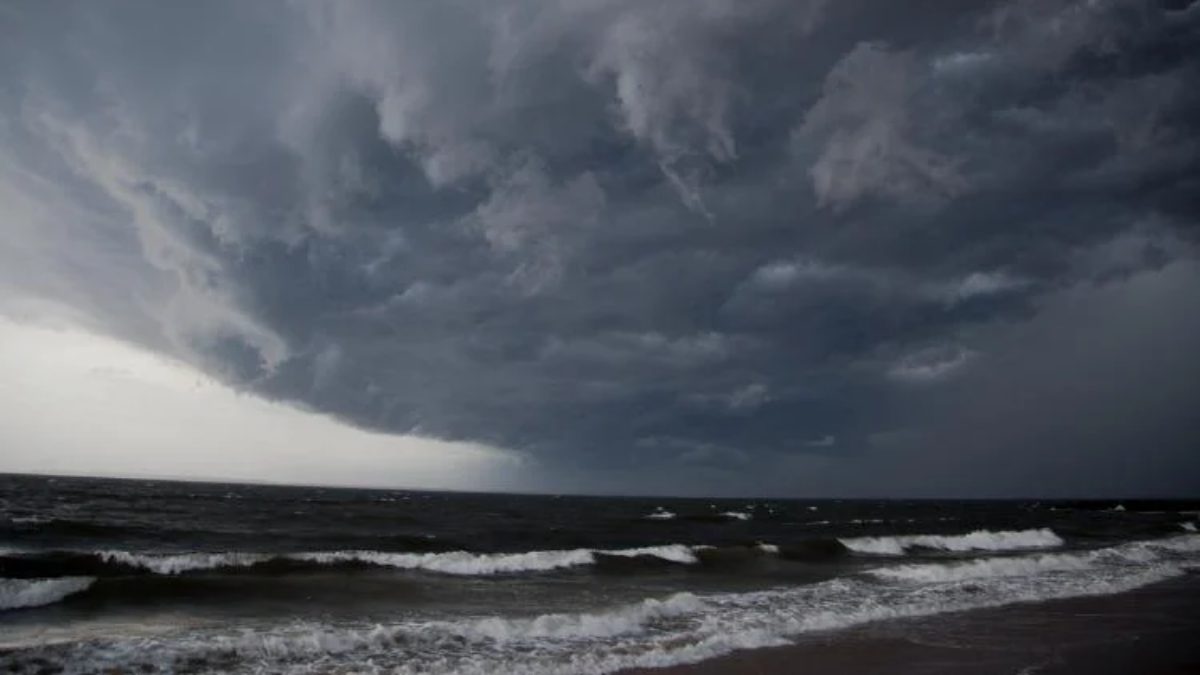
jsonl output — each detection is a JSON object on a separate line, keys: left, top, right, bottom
{"left": 1, "top": 474, "right": 1198, "bottom": 674}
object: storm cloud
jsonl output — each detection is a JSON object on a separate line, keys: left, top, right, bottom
{"left": 1, "top": 0, "right": 1198, "bottom": 496}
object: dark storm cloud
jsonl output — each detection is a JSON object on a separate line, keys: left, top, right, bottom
{"left": 1, "top": 0, "right": 1198, "bottom": 495}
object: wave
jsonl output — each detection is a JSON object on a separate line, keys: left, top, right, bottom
{"left": 1182, "top": 522, "right": 1197, "bottom": 532}
{"left": 869, "top": 534, "right": 1200, "bottom": 583}
{"left": 44, "top": 545, "right": 704, "bottom": 577}
{"left": 5, "top": 536, "right": 1193, "bottom": 674}
{"left": 870, "top": 552, "right": 1095, "bottom": 582}
{"left": 99, "top": 550, "right": 275, "bottom": 575}
{"left": 679, "top": 511, "right": 753, "bottom": 524}
{"left": 0, "top": 539, "right": 859, "bottom": 579}
{"left": 840, "top": 528, "right": 1063, "bottom": 555}
{"left": 290, "top": 545, "right": 701, "bottom": 576}
{"left": 0, "top": 577, "right": 94, "bottom": 611}
{"left": 643, "top": 509, "right": 676, "bottom": 520}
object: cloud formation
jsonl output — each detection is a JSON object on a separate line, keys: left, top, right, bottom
{"left": 1, "top": 0, "right": 1197, "bottom": 495}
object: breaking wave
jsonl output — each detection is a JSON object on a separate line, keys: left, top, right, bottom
{"left": 3, "top": 532, "right": 1072, "bottom": 580}
{"left": 0, "top": 577, "right": 94, "bottom": 611}
{"left": 869, "top": 534, "right": 1200, "bottom": 583}
{"left": 69, "top": 546, "right": 704, "bottom": 576}
{"left": 290, "top": 545, "right": 701, "bottom": 575}
{"left": 99, "top": 550, "right": 275, "bottom": 575}
{"left": 5, "top": 535, "right": 1193, "bottom": 674}
{"left": 840, "top": 528, "right": 1063, "bottom": 555}
{"left": 871, "top": 552, "right": 1094, "bottom": 582}
{"left": 718, "top": 511, "right": 751, "bottom": 521}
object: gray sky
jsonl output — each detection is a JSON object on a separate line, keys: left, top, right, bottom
{"left": 1, "top": 0, "right": 1198, "bottom": 497}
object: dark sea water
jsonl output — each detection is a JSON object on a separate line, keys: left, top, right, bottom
{"left": 1, "top": 473, "right": 1198, "bottom": 674}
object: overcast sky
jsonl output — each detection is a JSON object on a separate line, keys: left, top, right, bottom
{"left": 1, "top": 0, "right": 1197, "bottom": 497}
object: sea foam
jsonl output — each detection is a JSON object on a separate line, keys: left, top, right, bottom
{"left": 839, "top": 528, "right": 1063, "bottom": 555}
{"left": 99, "top": 550, "right": 274, "bottom": 574}
{"left": 869, "top": 534, "right": 1200, "bottom": 583}
{"left": 0, "top": 577, "right": 94, "bottom": 611}
{"left": 10, "top": 535, "right": 1194, "bottom": 675}
{"left": 293, "top": 545, "right": 699, "bottom": 575}
{"left": 96, "top": 545, "right": 701, "bottom": 576}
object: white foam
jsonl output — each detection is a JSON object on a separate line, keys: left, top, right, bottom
{"left": 644, "top": 509, "right": 676, "bottom": 520}
{"left": 93, "top": 545, "right": 700, "bottom": 577}
{"left": 20, "top": 535, "right": 1194, "bottom": 675}
{"left": 719, "top": 511, "right": 751, "bottom": 521}
{"left": 870, "top": 552, "right": 1095, "bottom": 583}
{"left": 840, "top": 528, "right": 1063, "bottom": 555}
{"left": 99, "top": 550, "right": 274, "bottom": 574}
{"left": 755, "top": 543, "right": 780, "bottom": 554}
{"left": 1181, "top": 522, "right": 1197, "bottom": 532}
{"left": 293, "top": 545, "right": 700, "bottom": 575}
{"left": 868, "top": 534, "right": 1200, "bottom": 583}
{"left": 1148, "top": 533, "right": 1200, "bottom": 553}
{"left": 464, "top": 593, "right": 705, "bottom": 641}
{"left": 0, "top": 577, "right": 94, "bottom": 611}
{"left": 604, "top": 545, "right": 700, "bottom": 565}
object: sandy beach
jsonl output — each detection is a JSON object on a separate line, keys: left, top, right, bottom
{"left": 624, "top": 575, "right": 1200, "bottom": 675}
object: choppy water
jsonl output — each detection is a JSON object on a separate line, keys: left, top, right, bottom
{"left": 1, "top": 474, "right": 1198, "bottom": 673}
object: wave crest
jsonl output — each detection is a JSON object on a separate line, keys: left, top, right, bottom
{"left": 92, "top": 545, "right": 701, "bottom": 576}
{"left": 840, "top": 528, "right": 1063, "bottom": 555}
{"left": 868, "top": 534, "right": 1200, "bottom": 583}
{"left": 0, "top": 577, "right": 94, "bottom": 611}
{"left": 99, "top": 550, "right": 274, "bottom": 575}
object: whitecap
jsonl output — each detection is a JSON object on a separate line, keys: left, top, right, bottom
{"left": 99, "top": 550, "right": 274, "bottom": 574}
{"left": 840, "top": 528, "right": 1063, "bottom": 555}
{"left": 290, "top": 545, "right": 699, "bottom": 575}
{"left": 0, "top": 577, "right": 94, "bottom": 611}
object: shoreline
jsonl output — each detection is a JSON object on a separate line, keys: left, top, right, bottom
{"left": 621, "top": 574, "right": 1200, "bottom": 675}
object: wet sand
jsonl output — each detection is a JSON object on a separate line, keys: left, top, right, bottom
{"left": 624, "top": 574, "right": 1200, "bottom": 674}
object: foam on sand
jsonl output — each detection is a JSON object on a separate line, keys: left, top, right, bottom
{"left": 840, "top": 528, "right": 1063, "bottom": 555}
{"left": 0, "top": 577, "right": 94, "bottom": 611}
